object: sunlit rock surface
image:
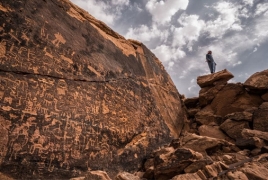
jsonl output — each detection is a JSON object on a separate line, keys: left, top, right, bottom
{"left": 0, "top": 0, "right": 186, "bottom": 179}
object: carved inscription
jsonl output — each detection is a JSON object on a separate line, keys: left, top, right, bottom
{"left": 0, "top": 1, "right": 173, "bottom": 178}
{"left": 0, "top": 71, "right": 167, "bottom": 178}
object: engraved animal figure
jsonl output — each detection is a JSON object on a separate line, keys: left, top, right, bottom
{"left": 29, "top": 143, "right": 49, "bottom": 155}
{"left": 52, "top": 33, "right": 66, "bottom": 47}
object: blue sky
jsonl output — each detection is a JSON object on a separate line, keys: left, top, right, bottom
{"left": 70, "top": 0, "right": 268, "bottom": 97}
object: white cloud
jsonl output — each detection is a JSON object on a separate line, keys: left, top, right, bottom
{"left": 255, "top": 3, "right": 268, "bottom": 16}
{"left": 125, "top": 24, "right": 169, "bottom": 43}
{"left": 204, "top": 1, "right": 242, "bottom": 38}
{"left": 70, "top": 0, "right": 131, "bottom": 26}
{"left": 70, "top": 0, "right": 115, "bottom": 25}
{"left": 233, "top": 61, "right": 242, "bottom": 67}
{"left": 168, "top": 61, "right": 175, "bottom": 69}
{"left": 253, "top": 47, "right": 257, "bottom": 53}
{"left": 146, "top": 0, "right": 189, "bottom": 24}
{"left": 111, "top": 0, "right": 129, "bottom": 6}
{"left": 151, "top": 45, "right": 186, "bottom": 63}
{"left": 172, "top": 14, "right": 205, "bottom": 51}
{"left": 243, "top": 0, "right": 254, "bottom": 6}
{"left": 254, "top": 5, "right": 268, "bottom": 39}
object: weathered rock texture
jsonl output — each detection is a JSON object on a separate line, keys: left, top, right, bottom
{"left": 0, "top": 0, "right": 185, "bottom": 179}
{"left": 132, "top": 69, "right": 268, "bottom": 180}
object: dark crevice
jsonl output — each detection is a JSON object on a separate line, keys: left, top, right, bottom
{"left": 0, "top": 69, "right": 135, "bottom": 83}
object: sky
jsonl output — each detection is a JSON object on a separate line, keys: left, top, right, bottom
{"left": 70, "top": 0, "right": 268, "bottom": 98}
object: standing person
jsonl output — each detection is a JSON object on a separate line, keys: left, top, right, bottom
{"left": 206, "top": 50, "right": 216, "bottom": 74}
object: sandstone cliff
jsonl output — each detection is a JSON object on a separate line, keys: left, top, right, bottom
{"left": 0, "top": 0, "right": 185, "bottom": 179}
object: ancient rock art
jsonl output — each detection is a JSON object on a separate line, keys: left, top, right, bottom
{"left": 0, "top": 0, "right": 185, "bottom": 179}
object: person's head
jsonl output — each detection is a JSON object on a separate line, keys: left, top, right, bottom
{"left": 208, "top": 50, "right": 212, "bottom": 54}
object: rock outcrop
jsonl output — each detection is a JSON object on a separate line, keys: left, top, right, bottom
{"left": 122, "top": 69, "right": 268, "bottom": 180}
{"left": 0, "top": 0, "right": 185, "bottom": 179}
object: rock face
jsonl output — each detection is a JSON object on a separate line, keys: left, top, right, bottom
{"left": 131, "top": 69, "right": 268, "bottom": 180}
{"left": 0, "top": 0, "right": 185, "bottom": 179}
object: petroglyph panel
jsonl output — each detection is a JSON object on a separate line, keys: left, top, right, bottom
{"left": 0, "top": 0, "right": 185, "bottom": 179}
{"left": 0, "top": 71, "right": 171, "bottom": 178}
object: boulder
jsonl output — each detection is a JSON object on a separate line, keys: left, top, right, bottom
{"left": 241, "top": 163, "right": 268, "bottom": 180}
{"left": 198, "top": 125, "right": 231, "bottom": 141}
{"left": 225, "top": 111, "right": 253, "bottom": 122}
{"left": 181, "top": 133, "right": 231, "bottom": 153}
{"left": 261, "top": 92, "right": 268, "bottom": 101}
{"left": 242, "top": 129, "right": 268, "bottom": 141}
{"left": 197, "top": 69, "right": 234, "bottom": 88}
{"left": 187, "top": 108, "right": 200, "bottom": 118}
{"left": 195, "top": 110, "right": 223, "bottom": 125}
{"left": 153, "top": 148, "right": 201, "bottom": 180}
{"left": 225, "top": 171, "right": 248, "bottom": 180}
{"left": 115, "top": 172, "right": 140, "bottom": 180}
{"left": 210, "top": 83, "right": 263, "bottom": 116}
{"left": 199, "top": 83, "right": 226, "bottom": 107}
{"left": 235, "top": 137, "right": 265, "bottom": 149}
{"left": 253, "top": 102, "right": 268, "bottom": 132}
{"left": 171, "top": 172, "right": 204, "bottom": 180}
{"left": 244, "top": 69, "right": 268, "bottom": 90}
{"left": 259, "top": 102, "right": 268, "bottom": 109}
{"left": 85, "top": 171, "right": 112, "bottom": 180}
{"left": 203, "top": 162, "right": 224, "bottom": 178}
{"left": 184, "top": 159, "right": 213, "bottom": 173}
{"left": 220, "top": 119, "right": 250, "bottom": 140}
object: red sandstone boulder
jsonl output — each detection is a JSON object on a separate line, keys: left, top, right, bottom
{"left": 115, "top": 172, "right": 140, "bottom": 180}
{"left": 195, "top": 110, "right": 223, "bottom": 125}
{"left": 253, "top": 102, "right": 268, "bottom": 132}
{"left": 85, "top": 171, "right": 112, "bottom": 180}
{"left": 198, "top": 125, "right": 232, "bottom": 141}
{"left": 181, "top": 133, "right": 233, "bottom": 153}
{"left": 199, "top": 82, "right": 226, "bottom": 107}
{"left": 197, "top": 69, "right": 234, "bottom": 88}
{"left": 153, "top": 147, "right": 202, "bottom": 180}
{"left": 225, "top": 111, "right": 253, "bottom": 122}
{"left": 220, "top": 119, "right": 250, "bottom": 140}
{"left": 210, "top": 83, "right": 263, "bottom": 116}
{"left": 261, "top": 92, "right": 268, "bottom": 101}
{"left": 244, "top": 69, "right": 268, "bottom": 90}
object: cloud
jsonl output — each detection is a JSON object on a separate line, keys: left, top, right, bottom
{"left": 253, "top": 47, "right": 257, "bottom": 53}
{"left": 125, "top": 24, "right": 169, "bottom": 43}
{"left": 145, "top": 0, "right": 189, "bottom": 24}
{"left": 255, "top": 2, "right": 268, "bottom": 16}
{"left": 111, "top": 0, "right": 129, "bottom": 6}
{"left": 70, "top": 0, "right": 115, "bottom": 25}
{"left": 152, "top": 45, "right": 186, "bottom": 63}
{"left": 243, "top": 0, "right": 254, "bottom": 6}
{"left": 172, "top": 14, "right": 205, "bottom": 51}
{"left": 254, "top": 3, "right": 268, "bottom": 39}
{"left": 204, "top": 1, "right": 242, "bottom": 38}
{"left": 70, "top": 0, "right": 132, "bottom": 26}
